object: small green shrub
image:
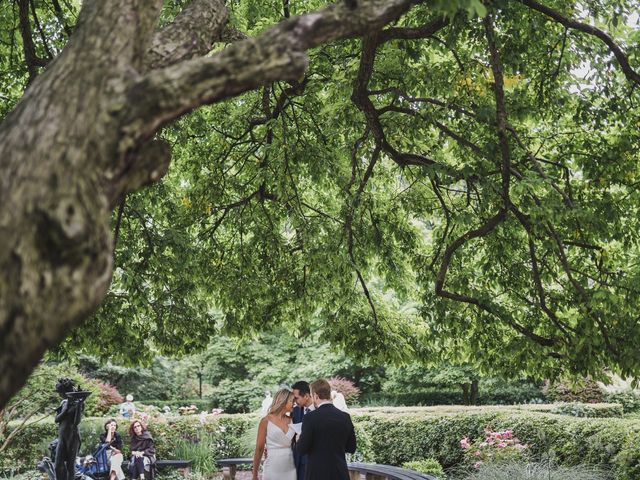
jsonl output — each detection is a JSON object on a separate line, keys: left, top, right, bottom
{"left": 403, "top": 458, "right": 446, "bottom": 478}
{"left": 604, "top": 391, "right": 640, "bottom": 414}
{"left": 551, "top": 402, "right": 623, "bottom": 418}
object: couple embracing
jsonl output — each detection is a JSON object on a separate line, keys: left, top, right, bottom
{"left": 252, "top": 378, "right": 357, "bottom": 480}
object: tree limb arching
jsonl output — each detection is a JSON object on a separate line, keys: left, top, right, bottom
{"left": 518, "top": 0, "right": 640, "bottom": 85}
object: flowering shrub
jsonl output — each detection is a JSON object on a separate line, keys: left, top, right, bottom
{"left": 178, "top": 405, "right": 199, "bottom": 415}
{"left": 461, "top": 428, "right": 529, "bottom": 469}
{"left": 328, "top": 377, "right": 360, "bottom": 404}
{"left": 94, "top": 381, "right": 123, "bottom": 414}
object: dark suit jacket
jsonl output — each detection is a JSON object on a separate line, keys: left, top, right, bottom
{"left": 295, "top": 403, "right": 357, "bottom": 480}
{"left": 292, "top": 405, "right": 307, "bottom": 480}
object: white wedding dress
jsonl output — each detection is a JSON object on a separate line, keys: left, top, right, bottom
{"left": 263, "top": 420, "right": 296, "bottom": 480}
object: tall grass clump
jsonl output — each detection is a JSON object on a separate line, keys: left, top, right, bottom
{"left": 458, "top": 461, "right": 609, "bottom": 480}
{"left": 172, "top": 433, "right": 218, "bottom": 475}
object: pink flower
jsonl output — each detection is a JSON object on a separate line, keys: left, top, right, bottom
{"left": 497, "top": 442, "right": 507, "bottom": 448}
{"left": 460, "top": 437, "right": 471, "bottom": 449}
{"left": 474, "top": 450, "right": 481, "bottom": 457}
{"left": 474, "top": 461, "right": 482, "bottom": 469}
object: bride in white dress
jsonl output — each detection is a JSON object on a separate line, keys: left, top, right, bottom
{"left": 252, "top": 387, "right": 296, "bottom": 480}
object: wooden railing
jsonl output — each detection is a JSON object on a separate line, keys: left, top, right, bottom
{"left": 217, "top": 458, "right": 439, "bottom": 480}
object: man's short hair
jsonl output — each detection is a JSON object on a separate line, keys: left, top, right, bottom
{"left": 310, "top": 378, "right": 331, "bottom": 400}
{"left": 292, "top": 380, "right": 310, "bottom": 396}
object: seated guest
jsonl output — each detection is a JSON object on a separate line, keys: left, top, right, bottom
{"left": 100, "top": 418, "right": 125, "bottom": 480}
{"left": 128, "top": 420, "right": 156, "bottom": 480}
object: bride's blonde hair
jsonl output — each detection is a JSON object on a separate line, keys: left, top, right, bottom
{"left": 268, "top": 387, "right": 293, "bottom": 416}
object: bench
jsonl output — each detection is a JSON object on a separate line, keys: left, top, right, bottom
{"left": 122, "top": 459, "right": 193, "bottom": 476}
{"left": 217, "top": 457, "right": 252, "bottom": 479}
{"left": 216, "top": 458, "right": 439, "bottom": 480}
{"left": 37, "top": 457, "right": 193, "bottom": 480}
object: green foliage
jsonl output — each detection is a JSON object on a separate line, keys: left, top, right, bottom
{"left": 460, "top": 462, "right": 609, "bottom": 480}
{"left": 5, "top": 0, "right": 640, "bottom": 398}
{"left": 5, "top": 362, "right": 117, "bottom": 418}
{"left": 78, "top": 355, "right": 181, "bottom": 401}
{"left": 172, "top": 433, "right": 219, "bottom": 474}
{"left": 544, "top": 379, "right": 605, "bottom": 404}
{"left": 604, "top": 391, "right": 640, "bottom": 414}
{"left": 352, "top": 406, "right": 640, "bottom": 476}
{"left": 403, "top": 458, "right": 447, "bottom": 478}
{"left": 138, "top": 399, "right": 212, "bottom": 413}
{"left": 209, "top": 379, "right": 260, "bottom": 414}
{"left": 35, "top": 0, "right": 637, "bottom": 383}
{"left": 0, "top": 471, "right": 47, "bottom": 480}
{"left": 551, "top": 402, "right": 623, "bottom": 418}
{"left": 363, "top": 389, "right": 467, "bottom": 406}
{"left": 362, "top": 382, "right": 544, "bottom": 407}
{"left": 5, "top": 407, "right": 640, "bottom": 477}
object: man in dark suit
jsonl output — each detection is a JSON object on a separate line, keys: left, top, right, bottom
{"left": 292, "top": 381, "right": 314, "bottom": 480}
{"left": 296, "top": 378, "right": 357, "bottom": 480}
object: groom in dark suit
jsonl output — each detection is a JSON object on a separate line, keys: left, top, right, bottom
{"left": 292, "top": 381, "right": 314, "bottom": 480}
{"left": 296, "top": 378, "right": 357, "bottom": 480}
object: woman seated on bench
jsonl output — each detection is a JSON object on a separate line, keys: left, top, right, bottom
{"left": 128, "top": 420, "right": 156, "bottom": 480}
{"left": 100, "top": 419, "right": 125, "bottom": 480}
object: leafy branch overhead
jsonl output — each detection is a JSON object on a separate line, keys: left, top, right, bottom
{"left": 0, "top": 0, "right": 639, "bottom": 408}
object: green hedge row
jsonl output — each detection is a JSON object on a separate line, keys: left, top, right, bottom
{"left": 137, "top": 398, "right": 212, "bottom": 412}
{"left": 361, "top": 385, "right": 544, "bottom": 406}
{"left": 4, "top": 406, "right": 640, "bottom": 479}
{"left": 353, "top": 407, "right": 640, "bottom": 479}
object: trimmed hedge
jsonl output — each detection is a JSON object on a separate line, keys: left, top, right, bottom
{"left": 137, "top": 398, "right": 212, "bottom": 412}
{"left": 362, "top": 385, "right": 544, "bottom": 407}
{"left": 4, "top": 406, "right": 640, "bottom": 479}
{"left": 550, "top": 402, "right": 624, "bottom": 418}
{"left": 352, "top": 406, "right": 640, "bottom": 479}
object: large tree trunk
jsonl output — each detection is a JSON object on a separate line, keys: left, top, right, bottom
{"left": 0, "top": 0, "right": 419, "bottom": 409}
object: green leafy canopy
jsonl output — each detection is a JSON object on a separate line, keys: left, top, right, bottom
{"left": 5, "top": 0, "right": 640, "bottom": 380}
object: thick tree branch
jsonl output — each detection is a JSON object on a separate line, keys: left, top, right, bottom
{"left": 145, "top": 0, "right": 229, "bottom": 69}
{"left": 127, "top": 0, "right": 421, "bottom": 147}
{"left": 484, "top": 14, "right": 511, "bottom": 206}
{"left": 510, "top": 205, "right": 573, "bottom": 336}
{"left": 17, "top": 0, "right": 46, "bottom": 84}
{"left": 352, "top": 20, "right": 451, "bottom": 172}
{"left": 379, "top": 16, "right": 448, "bottom": 42}
{"left": 50, "top": 0, "right": 73, "bottom": 37}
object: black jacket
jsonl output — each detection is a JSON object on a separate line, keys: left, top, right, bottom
{"left": 295, "top": 403, "right": 357, "bottom": 480}
{"left": 99, "top": 432, "right": 123, "bottom": 451}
